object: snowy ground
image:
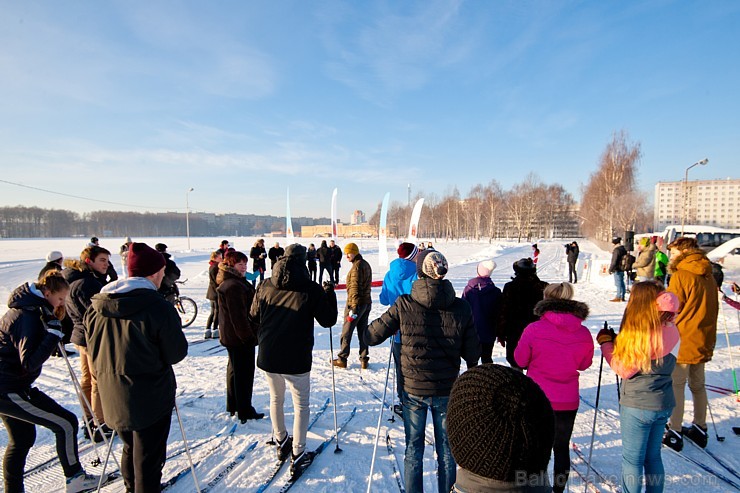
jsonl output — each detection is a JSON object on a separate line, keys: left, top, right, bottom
{"left": 1, "top": 237, "right": 738, "bottom": 492}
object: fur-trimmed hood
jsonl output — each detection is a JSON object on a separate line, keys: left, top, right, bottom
{"left": 668, "top": 248, "right": 712, "bottom": 277}
{"left": 534, "top": 298, "right": 589, "bottom": 320}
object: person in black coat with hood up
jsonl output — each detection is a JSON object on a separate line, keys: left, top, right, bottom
{"left": 250, "top": 244, "right": 338, "bottom": 477}
{"left": 499, "top": 258, "right": 548, "bottom": 370}
{"left": 216, "top": 250, "right": 264, "bottom": 422}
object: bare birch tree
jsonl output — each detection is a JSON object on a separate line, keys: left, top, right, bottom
{"left": 581, "top": 130, "right": 641, "bottom": 241}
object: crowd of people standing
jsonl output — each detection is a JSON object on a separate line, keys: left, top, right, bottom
{"left": 1, "top": 235, "right": 737, "bottom": 493}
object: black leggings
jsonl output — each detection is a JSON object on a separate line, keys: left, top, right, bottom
{"left": 206, "top": 299, "right": 219, "bottom": 331}
{"left": 0, "top": 388, "right": 82, "bottom": 493}
{"left": 553, "top": 409, "right": 578, "bottom": 493}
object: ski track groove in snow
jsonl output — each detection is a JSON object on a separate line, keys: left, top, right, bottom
{"left": 1, "top": 237, "right": 738, "bottom": 492}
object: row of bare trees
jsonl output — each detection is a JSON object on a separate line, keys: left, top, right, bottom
{"left": 3, "top": 131, "right": 651, "bottom": 241}
{"left": 369, "top": 131, "right": 652, "bottom": 243}
{"left": 0, "top": 207, "right": 327, "bottom": 238}
{"left": 370, "top": 174, "right": 579, "bottom": 242}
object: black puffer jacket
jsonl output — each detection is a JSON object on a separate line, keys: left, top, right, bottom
{"left": 216, "top": 264, "right": 258, "bottom": 347}
{"left": 84, "top": 279, "right": 187, "bottom": 431}
{"left": 0, "top": 283, "right": 63, "bottom": 393}
{"left": 65, "top": 264, "right": 106, "bottom": 347}
{"left": 366, "top": 278, "right": 480, "bottom": 397}
{"left": 251, "top": 248, "right": 338, "bottom": 375}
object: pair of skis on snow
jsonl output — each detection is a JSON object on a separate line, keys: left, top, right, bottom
{"left": 579, "top": 395, "right": 740, "bottom": 490}
{"left": 249, "top": 399, "right": 357, "bottom": 493}
{"left": 197, "top": 398, "right": 357, "bottom": 493}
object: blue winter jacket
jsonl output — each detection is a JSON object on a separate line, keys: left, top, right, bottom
{"left": 380, "top": 258, "right": 418, "bottom": 343}
{"left": 461, "top": 276, "right": 502, "bottom": 344}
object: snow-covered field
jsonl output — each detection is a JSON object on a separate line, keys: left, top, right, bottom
{"left": 1, "top": 237, "right": 738, "bottom": 492}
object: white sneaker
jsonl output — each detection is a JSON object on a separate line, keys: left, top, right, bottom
{"left": 212, "top": 329, "right": 219, "bottom": 339}
{"left": 66, "top": 470, "right": 100, "bottom": 493}
{"left": 204, "top": 330, "right": 212, "bottom": 339}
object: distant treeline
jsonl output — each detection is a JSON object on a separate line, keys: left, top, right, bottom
{"left": 0, "top": 206, "right": 329, "bottom": 238}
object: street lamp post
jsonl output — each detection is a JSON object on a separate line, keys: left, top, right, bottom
{"left": 681, "top": 158, "right": 708, "bottom": 235}
{"left": 186, "top": 187, "right": 194, "bottom": 250}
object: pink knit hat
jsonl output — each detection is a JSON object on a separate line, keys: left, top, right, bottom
{"left": 656, "top": 291, "right": 679, "bottom": 313}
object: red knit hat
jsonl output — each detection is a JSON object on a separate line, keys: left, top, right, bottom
{"left": 127, "top": 242, "right": 166, "bottom": 278}
{"left": 397, "top": 242, "right": 418, "bottom": 260}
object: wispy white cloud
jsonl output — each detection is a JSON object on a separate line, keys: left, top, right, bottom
{"left": 0, "top": 2, "right": 277, "bottom": 115}
{"left": 319, "top": 0, "right": 476, "bottom": 101}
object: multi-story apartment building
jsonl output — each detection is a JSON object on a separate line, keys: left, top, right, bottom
{"left": 654, "top": 178, "right": 740, "bottom": 230}
{"left": 350, "top": 210, "right": 366, "bottom": 225}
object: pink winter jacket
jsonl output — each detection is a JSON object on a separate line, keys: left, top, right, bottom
{"left": 514, "top": 299, "right": 594, "bottom": 411}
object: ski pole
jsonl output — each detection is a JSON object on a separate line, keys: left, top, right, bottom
{"left": 96, "top": 429, "right": 117, "bottom": 493}
{"left": 584, "top": 334, "right": 605, "bottom": 493}
{"left": 706, "top": 398, "right": 725, "bottom": 442}
{"left": 719, "top": 302, "right": 739, "bottom": 401}
{"left": 58, "top": 343, "right": 105, "bottom": 466}
{"left": 328, "top": 325, "right": 342, "bottom": 453}
{"left": 366, "top": 339, "right": 393, "bottom": 493}
{"left": 389, "top": 338, "right": 396, "bottom": 423}
{"left": 174, "top": 400, "right": 201, "bottom": 492}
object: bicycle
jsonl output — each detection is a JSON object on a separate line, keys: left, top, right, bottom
{"left": 170, "top": 280, "right": 198, "bottom": 328}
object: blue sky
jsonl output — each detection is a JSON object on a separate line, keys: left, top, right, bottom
{"left": 1, "top": 0, "right": 738, "bottom": 221}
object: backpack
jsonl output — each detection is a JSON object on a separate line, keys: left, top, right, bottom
{"left": 621, "top": 253, "right": 636, "bottom": 272}
{"left": 711, "top": 261, "right": 724, "bottom": 288}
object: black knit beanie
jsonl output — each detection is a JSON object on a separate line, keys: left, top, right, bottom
{"left": 447, "top": 364, "right": 555, "bottom": 482}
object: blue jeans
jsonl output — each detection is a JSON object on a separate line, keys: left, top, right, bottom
{"left": 402, "top": 393, "right": 455, "bottom": 493}
{"left": 620, "top": 405, "right": 672, "bottom": 493}
{"left": 614, "top": 271, "right": 626, "bottom": 300}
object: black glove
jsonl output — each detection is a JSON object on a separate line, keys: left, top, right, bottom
{"left": 40, "top": 307, "right": 64, "bottom": 339}
{"left": 596, "top": 327, "right": 617, "bottom": 345}
{"left": 322, "top": 281, "right": 334, "bottom": 293}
